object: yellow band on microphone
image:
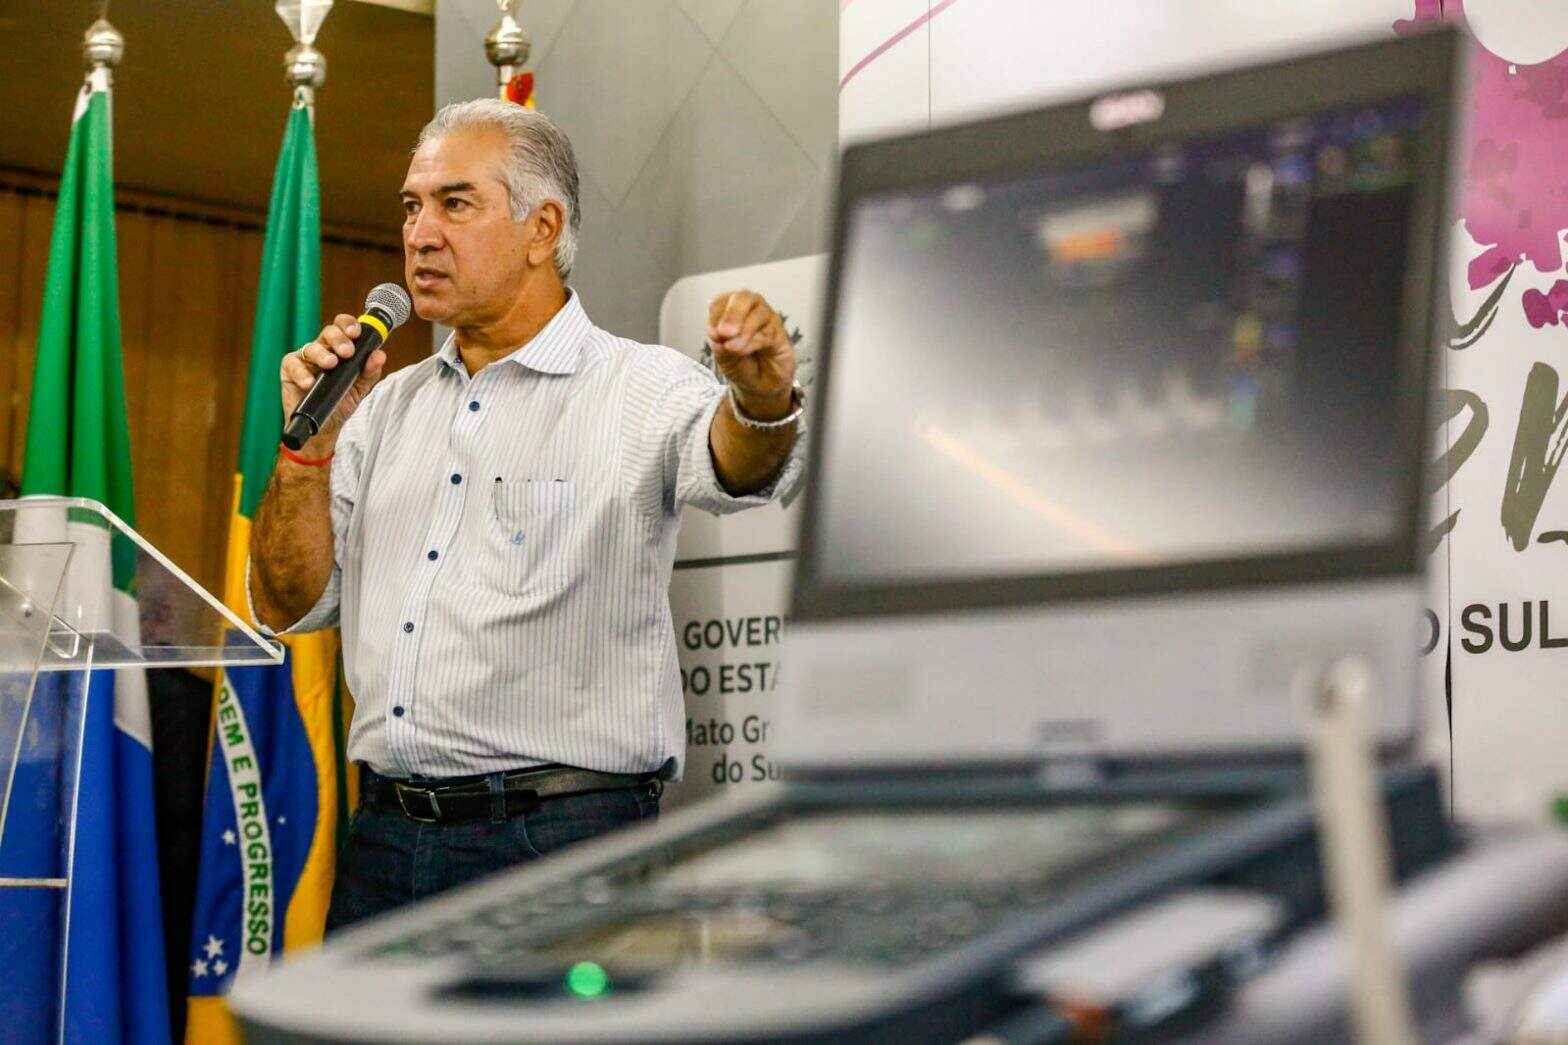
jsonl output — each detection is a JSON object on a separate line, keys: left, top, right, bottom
{"left": 358, "top": 313, "right": 389, "bottom": 342}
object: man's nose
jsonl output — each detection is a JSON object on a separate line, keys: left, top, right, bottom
{"left": 406, "top": 208, "right": 443, "bottom": 250}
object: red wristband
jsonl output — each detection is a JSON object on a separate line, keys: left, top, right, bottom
{"left": 278, "top": 442, "right": 334, "bottom": 467}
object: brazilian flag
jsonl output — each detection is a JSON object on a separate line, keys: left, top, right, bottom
{"left": 185, "top": 99, "right": 354, "bottom": 1043}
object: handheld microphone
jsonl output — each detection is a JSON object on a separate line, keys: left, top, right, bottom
{"left": 281, "top": 283, "right": 412, "bottom": 451}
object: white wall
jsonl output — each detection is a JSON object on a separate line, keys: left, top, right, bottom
{"left": 436, "top": 0, "right": 839, "bottom": 343}
{"left": 841, "top": 0, "right": 1411, "bottom": 141}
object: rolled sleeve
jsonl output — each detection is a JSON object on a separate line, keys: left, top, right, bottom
{"left": 246, "top": 555, "right": 340, "bottom": 636}
{"left": 657, "top": 368, "right": 807, "bottom": 516}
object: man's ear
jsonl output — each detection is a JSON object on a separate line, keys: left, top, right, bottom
{"left": 529, "top": 199, "right": 565, "bottom": 269}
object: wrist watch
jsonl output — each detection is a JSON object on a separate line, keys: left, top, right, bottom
{"left": 728, "top": 382, "right": 806, "bottom": 430}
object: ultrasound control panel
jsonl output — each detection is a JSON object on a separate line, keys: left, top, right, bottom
{"left": 373, "top": 804, "right": 1231, "bottom": 992}
{"left": 234, "top": 771, "right": 1452, "bottom": 1044}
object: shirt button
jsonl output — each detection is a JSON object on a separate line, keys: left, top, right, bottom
{"left": 392, "top": 706, "right": 405, "bottom": 718}
{"left": 427, "top": 549, "right": 438, "bottom": 561}
{"left": 450, "top": 473, "right": 462, "bottom": 485}
{"left": 402, "top": 621, "right": 415, "bottom": 633}
{"left": 469, "top": 400, "right": 480, "bottom": 412}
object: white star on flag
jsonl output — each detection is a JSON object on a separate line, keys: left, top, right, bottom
{"left": 213, "top": 959, "right": 229, "bottom": 977}
{"left": 191, "top": 958, "right": 209, "bottom": 978}
{"left": 277, "top": 816, "right": 287, "bottom": 825}
{"left": 222, "top": 829, "right": 237, "bottom": 845}
{"left": 204, "top": 934, "right": 224, "bottom": 959}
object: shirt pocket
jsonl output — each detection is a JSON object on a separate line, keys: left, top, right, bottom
{"left": 486, "top": 479, "right": 575, "bottom": 595}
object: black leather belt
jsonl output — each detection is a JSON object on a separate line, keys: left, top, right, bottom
{"left": 362, "top": 765, "right": 659, "bottom": 825}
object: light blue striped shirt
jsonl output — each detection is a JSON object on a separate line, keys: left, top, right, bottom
{"left": 251, "top": 292, "right": 804, "bottom": 779}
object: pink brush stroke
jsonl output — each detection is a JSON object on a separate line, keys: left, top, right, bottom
{"left": 840, "top": 0, "right": 965, "bottom": 91}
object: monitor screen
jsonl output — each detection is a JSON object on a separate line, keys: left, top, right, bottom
{"left": 813, "top": 98, "right": 1426, "bottom": 588}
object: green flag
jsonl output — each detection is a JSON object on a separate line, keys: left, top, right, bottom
{"left": 235, "top": 104, "right": 321, "bottom": 521}
{"left": 21, "top": 67, "right": 136, "bottom": 591}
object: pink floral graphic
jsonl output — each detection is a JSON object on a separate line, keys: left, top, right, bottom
{"left": 1397, "top": 1, "right": 1568, "bottom": 290}
{"left": 1523, "top": 279, "right": 1568, "bottom": 326}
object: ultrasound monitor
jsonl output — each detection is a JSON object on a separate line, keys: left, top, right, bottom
{"left": 820, "top": 106, "right": 1418, "bottom": 584}
{"left": 780, "top": 36, "right": 1454, "bottom": 771}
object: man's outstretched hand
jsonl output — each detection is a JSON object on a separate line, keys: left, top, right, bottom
{"left": 707, "top": 289, "right": 796, "bottom": 420}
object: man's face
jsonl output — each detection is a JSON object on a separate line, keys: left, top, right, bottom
{"left": 400, "top": 126, "right": 537, "bottom": 326}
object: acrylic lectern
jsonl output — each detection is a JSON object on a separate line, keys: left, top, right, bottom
{"left": 0, "top": 496, "right": 279, "bottom": 1040}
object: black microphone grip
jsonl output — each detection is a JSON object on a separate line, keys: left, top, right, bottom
{"left": 280, "top": 310, "right": 389, "bottom": 451}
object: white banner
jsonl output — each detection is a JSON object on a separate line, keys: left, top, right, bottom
{"left": 1373, "top": 5, "right": 1568, "bottom": 825}
{"left": 659, "top": 255, "right": 826, "bottom": 807}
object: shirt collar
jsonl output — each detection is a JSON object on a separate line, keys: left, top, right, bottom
{"left": 436, "top": 290, "right": 592, "bottom": 376}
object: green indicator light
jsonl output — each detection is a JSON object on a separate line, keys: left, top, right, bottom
{"left": 565, "top": 961, "right": 610, "bottom": 998}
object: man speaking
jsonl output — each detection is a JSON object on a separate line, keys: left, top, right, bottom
{"left": 247, "top": 99, "right": 804, "bottom": 931}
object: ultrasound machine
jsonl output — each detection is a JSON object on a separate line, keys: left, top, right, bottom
{"left": 233, "top": 30, "right": 1564, "bottom": 1044}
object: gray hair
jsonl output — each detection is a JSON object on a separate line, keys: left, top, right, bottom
{"left": 416, "top": 99, "right": 582, "bottom": 278}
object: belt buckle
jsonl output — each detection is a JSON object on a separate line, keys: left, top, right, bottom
{"left": 509, "top": 787, "right": 543, "bottom": 814}
{"left": 395, "top": 783, "right": 442, "bottom": 823}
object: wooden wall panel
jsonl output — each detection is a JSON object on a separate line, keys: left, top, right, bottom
{"left": 0, "top": 173, "right": 428, "bottom": 599}
{"left": 0, "top": 190, "right": 23, "bottom": 482}
{"left": 160, "top": 217, "right": 219, "bottom": 579}
{"left": 203, "top": 224, "right": 260, "bottom": 590}
{"left": 319, "top": 240, "right": 429, "bottom": 372}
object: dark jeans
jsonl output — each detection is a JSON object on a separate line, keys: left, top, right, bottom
{"left": 326, "top": 775, "right": 659, "bottom": 934}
